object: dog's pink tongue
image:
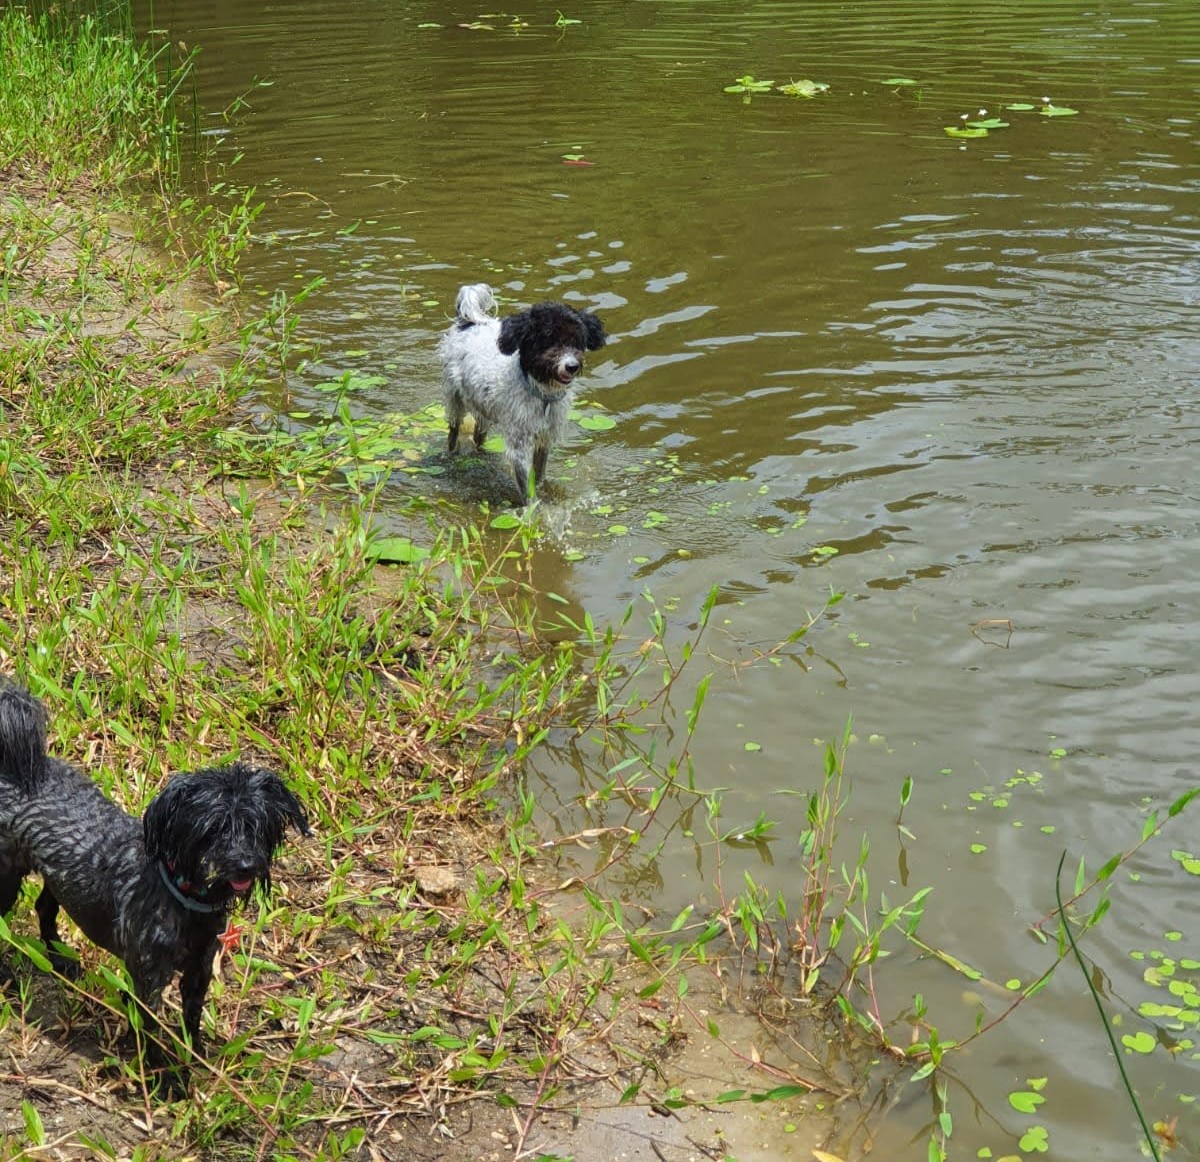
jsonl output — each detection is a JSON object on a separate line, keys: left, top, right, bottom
{"left": 230, "top": 877, "right": 253, "bottom": 892}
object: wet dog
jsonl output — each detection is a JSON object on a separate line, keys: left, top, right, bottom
{"left": 439, "top": 283, "right": 606, "bottom": 504}
{"left": 0, "top": 680, "right": 309, "bottom": 1090}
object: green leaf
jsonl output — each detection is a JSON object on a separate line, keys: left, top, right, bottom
{"left": 880, "top": 77, "right": 917, "bottom": 85}
{"left": 1040, "top": 104, "right": 1078, "bottom": 116}
{"left": 22, "top": 1101, "right": 45, "bottom": 1146}
{"left": 365, "top": 536, "right": 429, "bottom": 565}
{"left": 714, "top": 1089, "right": 747, "bottom": 1104}
{"left": 1019, "top": 1126, "right": 1049, "bottom": 1153}
{"left": 578, "top": 414, "right": 617, "bottom": 431}
{"left": 944, "top": 126, "right": 989, "bottom": 138}
{"left": 1120, "top": 1030, "right": 1156, "bottom": 1054}
{"left": 1006, "top": 102, "right": 1036, "bottom": 111}
{"left": 777, "top": 79, "right": 829, "bottom": 98}
{"left": 1008, "top": 1090, "right": 1045, "bottom": 1113}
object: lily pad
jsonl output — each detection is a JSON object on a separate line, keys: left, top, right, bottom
{"left": 879, "top": 77, "right": 917, "bottom": 86}
{"left": 945, "top": 126, "right": 989, "bottom": 139}
{"left": 1008, "top": 1091, "right": 1045, "bottom": 1114}
{"left": 967, "top": 118, "right": 1009, "bottom": 130}
{"left": 1019, "top": 1126, "right": 1049, "bottom": 1154}
{"left": 578, "top": 414, "right": 617, "bottom": 431}
{"left": 1006, "top": 102, "right": 1036, "bottom": 111}
{"left": 1040, "top": 104, "right": 1078, "bottom": 117}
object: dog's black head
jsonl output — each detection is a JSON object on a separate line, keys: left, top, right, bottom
{"left": 498, "top": 302, "right": 606, "bottom": 390}
{"left": 143, "top": 762, "right": 310, "bottom": 910}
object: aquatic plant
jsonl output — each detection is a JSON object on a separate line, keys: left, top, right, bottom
{"left": 1039, "top": 95, "right": 1078, "bottom": 116}
{"left": 944, "top": 108, "right": 1007, "bottom": 138}
{"left": 723, "top": 74, "right": 775, "bottom": 103}
{"left": 944, "top": 97, "right": 1078, "bottom": 139}
{"left": 776, "top": 78, "right": 829, "bottom": 98}
{"left": 724, "top": 75, "right": 829, "bottom": 103}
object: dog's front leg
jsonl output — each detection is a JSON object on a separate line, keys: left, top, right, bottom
{"left": 179, "top": 938, "right": 218, "bottom": 1057}
{"left": 128, "top": 963, "right": 190, "bottom": 1097}
{"left": 507, "top": 437, "right": 535, "bottom": 505}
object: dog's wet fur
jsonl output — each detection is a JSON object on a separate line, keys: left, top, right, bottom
{"left": 0, "top": 680, "right": 309, "bottom": 1092}
{"left": 440, "top": 283, "right": 606, "bottom": 504}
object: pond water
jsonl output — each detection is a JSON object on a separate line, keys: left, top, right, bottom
{"left": 141, "top": 0, "right": 1200, "bottom": 1155}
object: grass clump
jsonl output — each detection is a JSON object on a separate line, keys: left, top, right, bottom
{"left": 0, "top": 1, "right": 186, "bottom": 190}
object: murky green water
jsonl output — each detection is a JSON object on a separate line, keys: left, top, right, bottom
{"left": 142, "top": 0, "right": 1200, "bottom": 1154}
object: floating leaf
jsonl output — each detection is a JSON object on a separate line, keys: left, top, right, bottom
{"left": 1170, "top": 850, "right": 1200, "bottom": 875}
{"left": 578, "top": 414, "right": 617, "bottom": 431}
{"left": 1019, "top": 1126, "right": 1049, "bottom": 1154}
{"left": 777, "top": 79, "right": 829, "bottom": 98}
{"left": 1040, "top": 104, "right": 1079, "bottom": 117}
{"left": 880, "top": 77, "right": 917, "bottom": 86}
{"left": 1120, "top": 1030, "right": 1156, "bottom": 1054}
{"left": 489, "top": 514, "right": 522, "bottom": 530}
{"left": 945, "top": 126, "right": 989, "bottom": 139}
{"left": 607, "top": 524, "right": 629, "bottom": 536}
{"left": 967, "top": 118, "right": 1009, "bottom": 130}
{"left": 1006, "top": 102, "right": 1036, "bottom": 111}
{"left": 724, "top": 75, "right": 775, "bottom": 94}
{"left": 1008, "top": 1090, "right": 1045, "bottom": 1113}
{"left": 366, "top": 537, "right": 429, "bottom": 565}
{"left": 744, "top": 741, "right": 762, "bottom": 752}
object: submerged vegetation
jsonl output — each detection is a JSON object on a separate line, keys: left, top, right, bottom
{"left": 0, "top": 4, "right": 1194, "bottom": 1161}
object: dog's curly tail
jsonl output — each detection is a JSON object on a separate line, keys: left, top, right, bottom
{"left": 0, "top": 680, "right": 49, "bottom": 792}
{"left": 454, "top": 283, "right": 499, "bottom": 326}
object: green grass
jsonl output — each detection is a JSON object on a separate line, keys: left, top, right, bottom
{"left": 0, "top": 2, "right": 182, "bottom": 189}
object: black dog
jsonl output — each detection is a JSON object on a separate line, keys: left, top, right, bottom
{"left": 0, "top": 681, "right": 309, "bottom": 1087}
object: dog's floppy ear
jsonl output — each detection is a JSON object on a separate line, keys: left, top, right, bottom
{"left": 254, "top": 767, "right": 312, "bottom": 842}
{"left": 143, "top": 776, "right": 193, "bottom": 866}
{"left": 498, "top": 313, "right": 529, "bottom": 356}
{"left": 581, "top": 311, "right": 606, "bottom": 351}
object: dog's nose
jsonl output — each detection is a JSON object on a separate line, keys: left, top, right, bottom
{"left": 564, "top": 357, "right": 581, "bottom": 375}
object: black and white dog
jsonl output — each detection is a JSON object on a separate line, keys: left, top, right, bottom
{"left": 0, "top": 680, "right": 309, "bottom": 1090}
{"left": 439, "top": 283, "right": 606, "bottom": 504}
